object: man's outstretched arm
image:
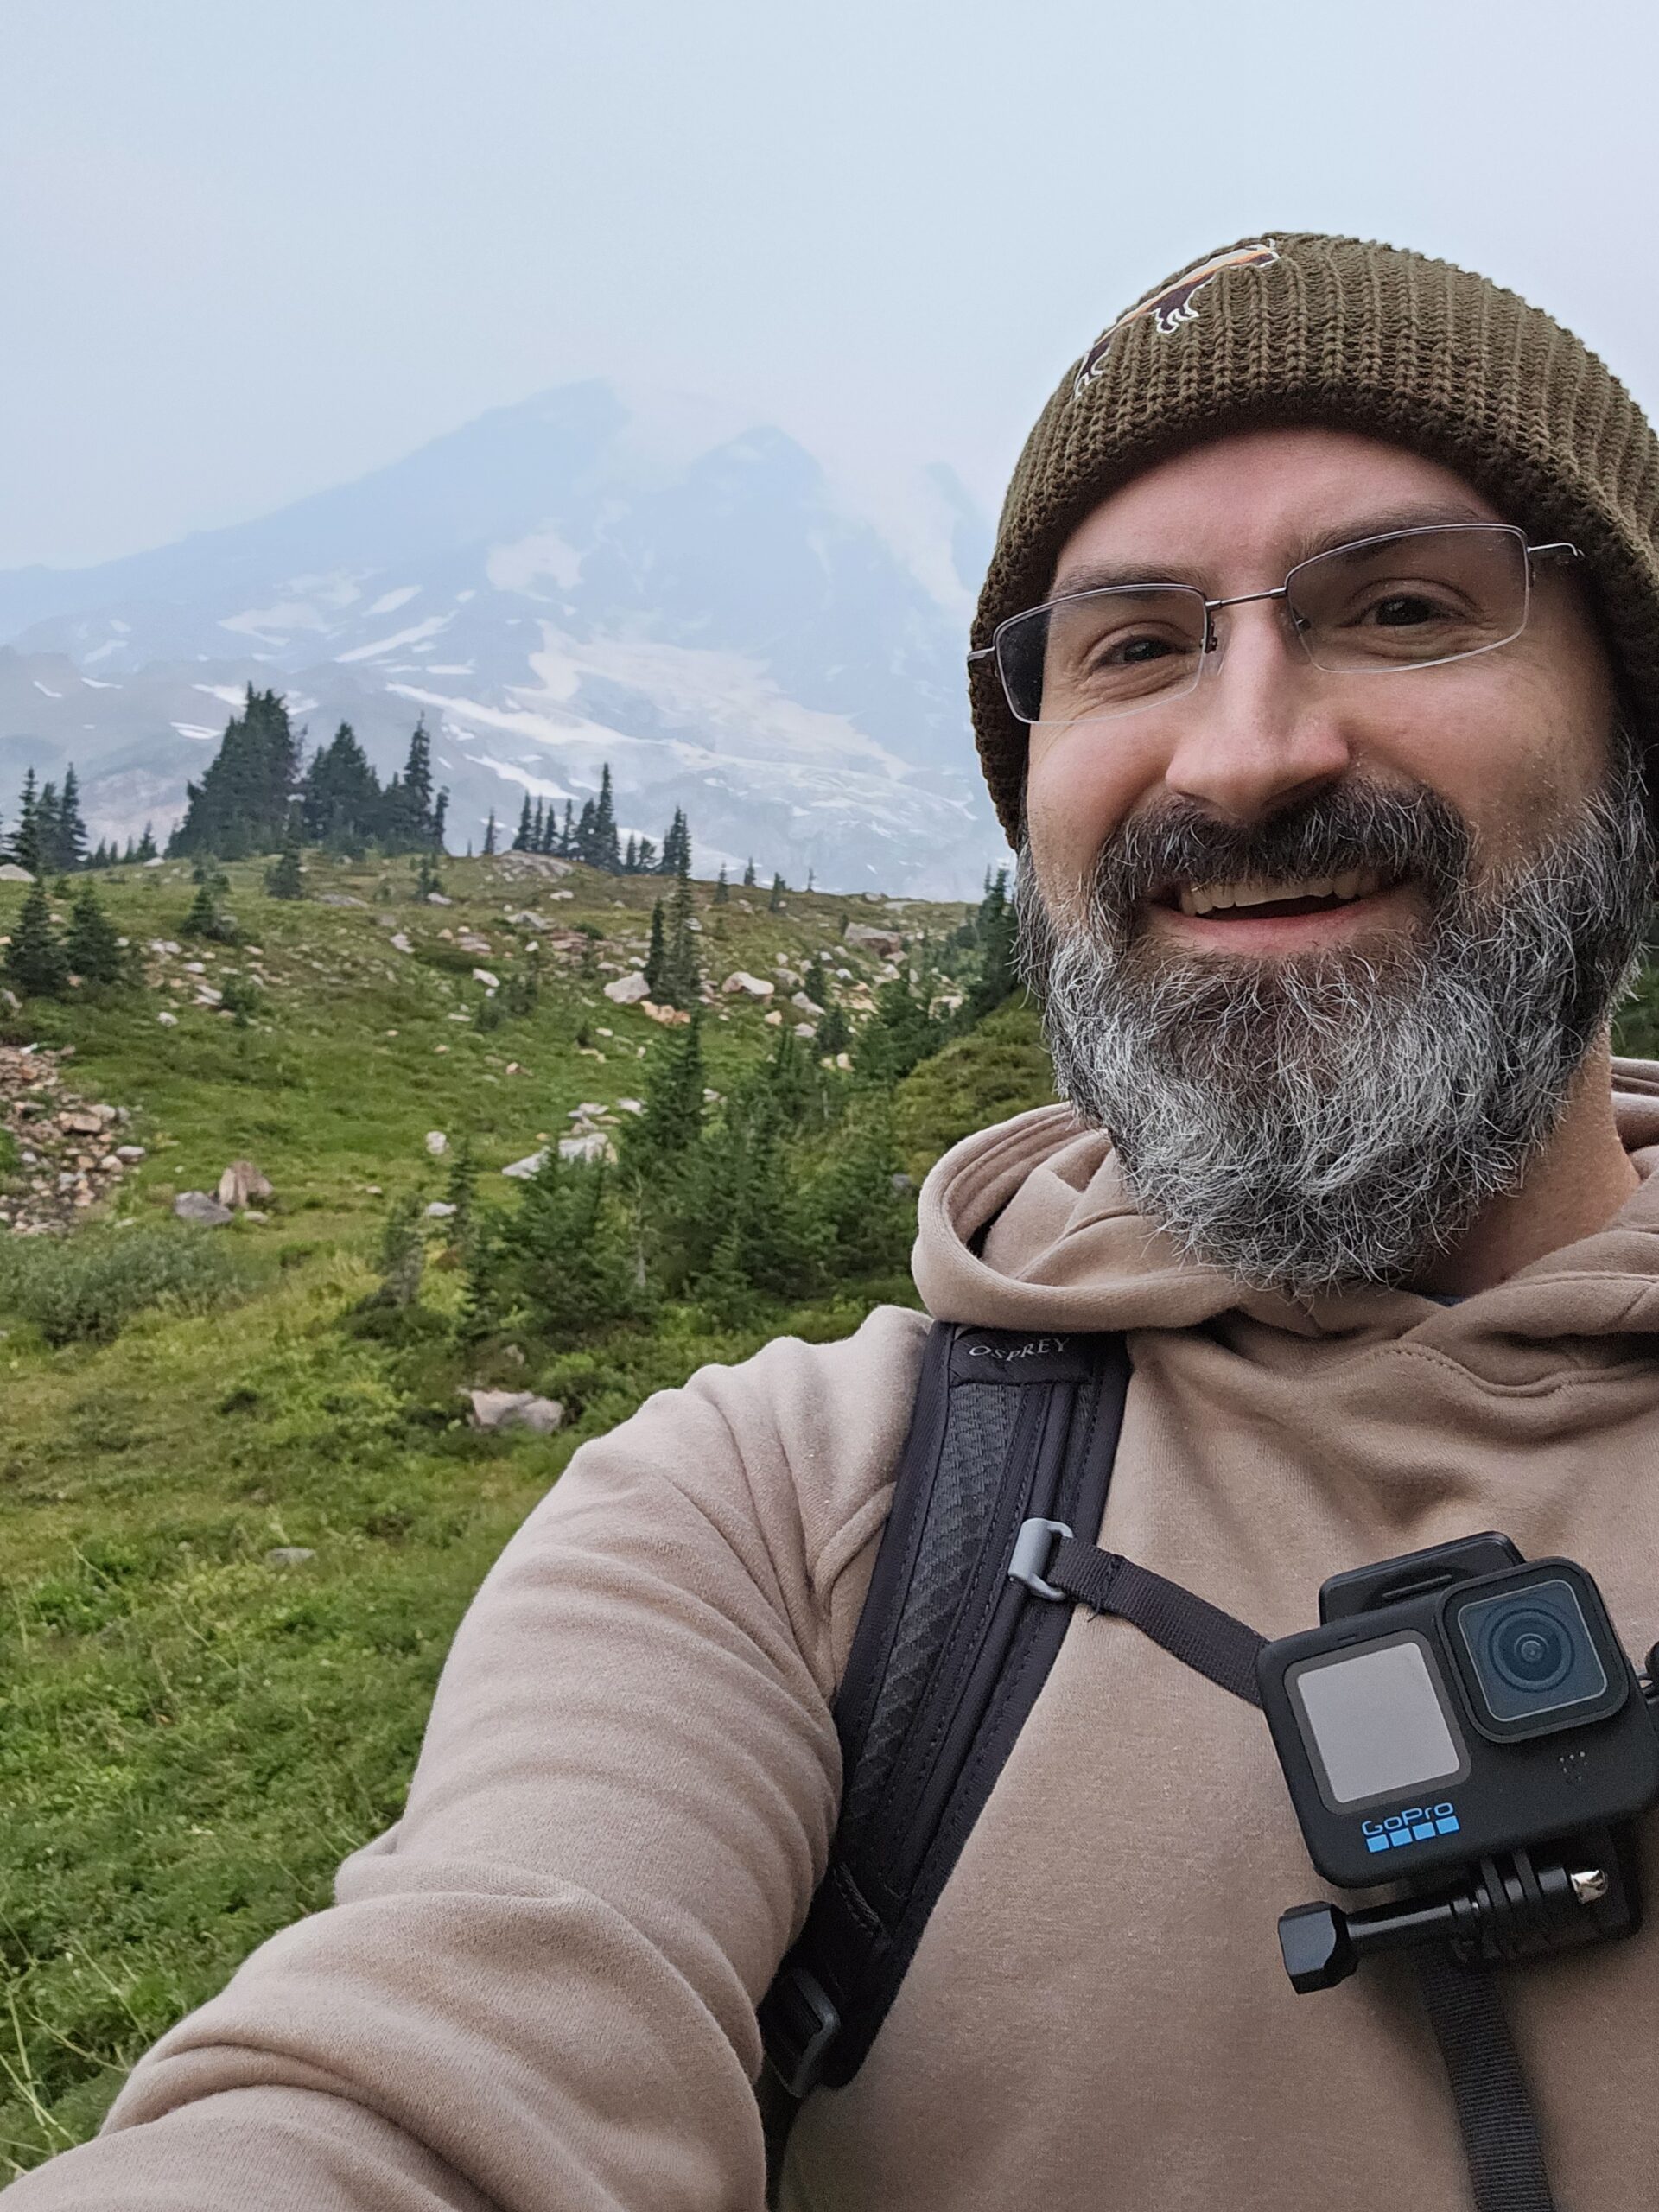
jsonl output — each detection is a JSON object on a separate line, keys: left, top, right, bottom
{"left": 0, "top": 1309, "right": 922, "bottom": 2210}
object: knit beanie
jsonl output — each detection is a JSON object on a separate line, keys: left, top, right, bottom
{"left": 971, "top": 232, "right": 1659, "bottom": 843}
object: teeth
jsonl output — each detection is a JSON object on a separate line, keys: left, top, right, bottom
{"left": 1175, "top": 870, "right": 1387, "bottom": 917}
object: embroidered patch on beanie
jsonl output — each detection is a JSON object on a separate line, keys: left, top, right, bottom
{"left": 1073, "top": 241, "right": 1280, "bottom": 398}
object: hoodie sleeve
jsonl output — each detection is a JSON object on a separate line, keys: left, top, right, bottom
{"left": 0, "top": 1306, "right": 926, "bottom": 2212}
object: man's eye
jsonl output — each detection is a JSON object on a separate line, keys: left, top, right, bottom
{"left": 1098, "top": 632, "right": 1179, "bottom": 664}
{"left": 1364, "top": 591, "right": 1449, "bottom": 628}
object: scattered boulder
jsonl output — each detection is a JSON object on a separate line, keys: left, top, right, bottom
{"left": 604, "top": 971, "right": 652, "bottom": 1005}
{"left": 218, "top": 1160, "right": 274, "bottom": 1210}
{"left": 426, "top": 892, "right": 453, "bottom": 906}
{"left": 501, "top": 1149, "right": 550, "bottom": 1179}
{"left": 389, "top": 931, "right": 413, "bottom": 953}
{"left": 764, "top": 1010, "right": 784, "bottom": 1027}
{"left": 424, "top": 1199, "right": 457, "bottom": 1218}
{"left": 0, "top": 863, "right": 34, "bottom": 883}
{"left": 472, "top": 968, "right": 501, "bottom": 991}
{"left": 558, "top": 1130, "right": 617, "bottom": 1165}
{"left": 791, "top": 992, "right": 824, "bottom": 1016}
{"left": 425, "top": 1130, "right": 448, "bottom": 1156}
{"left": 175, "top": 1190, "right": 233, "bottom": 1226}
{"left": 463, "top": 1389, "right": 564, "bottom": 1435}
{"left": 722, "top": 971, "right": 775, "bottom": 999}
{"left": 59, "top": 1108, "right": 107, "bottom": 1135}
{"left": 265, "top": 1547, "right": 316, "bottom": 1567}
{"left": 115, "top": 1144, "right": 145, "bottom": 1163}
{"left": 641, "top": 1001, "right": 690, "bottom": 1026}
{"left": 318, "top": 893, "right": 366, "bottom": 908}
{"left": 156, "top": 1010, "right": 179, "bottom": 1027}
{"left": 844, "top": 924, "right": 905, "bottom": 957}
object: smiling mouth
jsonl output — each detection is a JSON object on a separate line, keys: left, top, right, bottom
{"left": 1160, "top": 868, "right": 1395, "bottom": 919}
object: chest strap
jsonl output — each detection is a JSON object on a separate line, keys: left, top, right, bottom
{"left": 1020, "top": 1522, "right": 1558, "bottom": 2212}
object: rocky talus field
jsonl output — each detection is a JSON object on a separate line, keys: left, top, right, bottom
{"left": 0, "top": 849, "right": 1054, "bottom": 2169}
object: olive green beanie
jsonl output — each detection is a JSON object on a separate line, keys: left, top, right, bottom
{"left": 971, "top": 232, "right": 1659, "bottom": 842}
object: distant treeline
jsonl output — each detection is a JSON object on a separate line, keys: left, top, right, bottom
{"left": 0, "top": 766, "right": 153, "bottom": 874}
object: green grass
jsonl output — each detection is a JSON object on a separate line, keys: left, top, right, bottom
{"left": 0, "top": 854, "right": 1051, "bottom": 2171}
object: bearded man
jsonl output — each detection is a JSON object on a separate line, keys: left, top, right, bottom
{"left": 9, "top": 236, "right": 1659, "bottom": 2212}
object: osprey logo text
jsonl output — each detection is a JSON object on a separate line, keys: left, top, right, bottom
{"left": 1073, "top": 242, "right": 1280, "bottom": 397}
{"left": 965, "top": 1336, "right": 1069, "bottom": 1362}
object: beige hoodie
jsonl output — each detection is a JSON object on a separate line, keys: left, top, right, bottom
{"left": 13, "top": 1067, "right": 1659, "bottom": 2211}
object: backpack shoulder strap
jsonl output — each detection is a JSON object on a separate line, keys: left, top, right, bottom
{"left": 759, "top": 1319, "right": 1128, "bottom": 2106}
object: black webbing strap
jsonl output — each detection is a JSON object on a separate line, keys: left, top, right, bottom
{"left": 1414, "top": 1948, "right": 1559, "bottom": 2212}
{"left": 1038, "top": 1533, "right": 1558, "bottom": 2212}
{"left": 1041, "top": 1535, "right": 1268, "bottom": 1708}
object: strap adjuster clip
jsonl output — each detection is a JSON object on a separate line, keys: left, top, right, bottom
{"left": 1008, "top": 1517, "right": 1072, "bottom": 1602}
{"left": 760, "top": 1963, "right": 842, "bottom": 2101}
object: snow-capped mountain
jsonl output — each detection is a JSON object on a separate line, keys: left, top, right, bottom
{"left": 0, "top": 381, "right": 1005, "bottom": 894}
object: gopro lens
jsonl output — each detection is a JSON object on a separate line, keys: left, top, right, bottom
{"left": 1455, "top": 1576, "right": 1609, "bottom": 1727}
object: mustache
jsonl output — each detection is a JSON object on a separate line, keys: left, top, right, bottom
{"left": 1080, "top": 779, "right": 1473, "bottom": 938}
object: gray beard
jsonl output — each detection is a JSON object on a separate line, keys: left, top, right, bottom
{"left": 1016, "top": 756, "right": 1654, "bottom": 1298}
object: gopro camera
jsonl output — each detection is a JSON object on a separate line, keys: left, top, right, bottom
{"left": 1257, "top": 1534, "right": 1659, "bottom": 1993}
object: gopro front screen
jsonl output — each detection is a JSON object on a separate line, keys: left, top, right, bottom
{"left": 1287, "top": 1631, "right": 1469, "bottom": 1811}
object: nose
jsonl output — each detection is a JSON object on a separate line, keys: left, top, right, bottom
{"left": 1160, "top": 598, "right": 1355, "bottom": 823}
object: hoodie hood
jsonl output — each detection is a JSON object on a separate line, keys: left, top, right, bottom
{"left": 913, "top": 1058, "right": 1659, "bottom": 1383}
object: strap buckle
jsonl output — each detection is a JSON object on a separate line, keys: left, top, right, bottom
{"left": 760, "top": 1963, "right": 842, "bottom": 2101}
{"left": 1008, "top": 1517, "right": 1072, "bottom": 1602}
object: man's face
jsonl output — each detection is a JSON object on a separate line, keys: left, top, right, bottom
{"left": 1016, "top": 426, "right": 1652, "bottom": 1295}
{"left": 1025, "top": 426, "right": 1616, "bottom": 931}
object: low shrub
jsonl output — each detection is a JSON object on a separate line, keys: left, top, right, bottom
{"left": 0, "top": 1225, "right": 250, "bottom": 1345}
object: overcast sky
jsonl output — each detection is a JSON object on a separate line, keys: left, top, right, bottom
{"left": 3, "top": 0, "right": 1655, "bottom": 572}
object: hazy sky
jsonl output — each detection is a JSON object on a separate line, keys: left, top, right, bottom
{"left": 3, "top": 0, "right": 1656, "bottom": 571}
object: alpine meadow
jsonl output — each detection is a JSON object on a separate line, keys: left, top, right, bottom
{"left": 0, "top": 707, "right": 1055, "bottom": 2171}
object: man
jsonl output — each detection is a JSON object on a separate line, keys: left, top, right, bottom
{"left": 10, "top": 232, "right": 1659, "bottom": 2209}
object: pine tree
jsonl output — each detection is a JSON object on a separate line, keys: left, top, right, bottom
{"left": 634, "top": 836, "right": 657, "bottom": 873}
{"left": 371, "top": 1192, "right": 425, "bottom": 1311}
{"left": 58, "top": 765, "right": 88, "bottom": 870}
{"left": 35, "top": 783, "right": 62, "bottom": 875}
{"left": 170, "top": 686, "right": 300, "bottom": 859}
{"left": 136, "top": 823, "right": 157, "bottom": 862}
{"left": 661, "top": 859, "right": 699, "bottom": 1008}
{"left": 622, "top": 834, "right": 638, "bottom": 874}
{"left": 3, "top": 880, "right": 69, "bottom": 996}
{"left": 182, "top": 880, "right": 238, "bottom": 942}
{"left": 432, "top": 791, "right": 449, "bottom": 851}
{"left": 658, "top": 808, "right": 690, "bottom": 877}
{"left": 963, "top": 865, "right": 1017, "bottom": 1020}
{"left": 514, "top": 796, "right": 534, "bottom": 852}
{"left": 416, "top": 849, "right": 445, "bottom": 899}
{"left": 590, "top": 765, "right": 621, "bottom": 873}
{"left": 714, "top": 863, "right": 729, "bottom": 905}
{"left": 402, "top": 716, "right": 435, "bottom": 831}
{"left": 742, "top": 857, "right": 757, "bottom": 888}
{"left": 644, "top": 901, "right": 667, "bottom": 998}
{"left": 303, "top": 722, "right": 381, "bottom": 854}
{"left": 443, "top": 1134, "right": 478, "bottom": 1256}
{"left": 264, "top": 817, "right": 306, "bottom": 900}
{"left": 629, "top": 1009, "right": 706, "bottom": 1166}
{"left": 64, "top": 880, "right": 124, "bottom": 983}
{"left": 483, "top": 808, "right": 498, "bottom": 857}
{"left": 769, "top": 872, "right": 786, "bottom": 912}
{"left": 575, "top": 798, "right": 596, "bottom": 862}
{"left": 122, "top": 836, "right": 137, "bottom": 864}
{"left": 556, "top": 799, "right": 575, "bottom": 857}
{"left": 8, "top": 769, "right": 40, "bottom": 874}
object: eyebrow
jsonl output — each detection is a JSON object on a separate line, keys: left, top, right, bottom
{"left": 1046, "top": 503, "right": 1495, "bottom": 603}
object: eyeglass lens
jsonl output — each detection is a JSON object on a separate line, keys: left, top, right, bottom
{"left": 995, "top": 524, "right": 1531, "bottom": 728}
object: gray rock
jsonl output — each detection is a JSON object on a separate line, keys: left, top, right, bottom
{"left": 603, "top": 970, "right": 651, "bottom": 1004}
{"left": 501, "top": 1148, "right": 550, "bottom": 1179}
{"left": 424, "top": 1130, "right": 448, "bottom": 1156}
{"left": 318, "top": 893, "right": 367, "bottom": 908}
{"left": 463, "top": 1389, "right": 564, "bottom": 1435}
{"left": 424, "top": 1199, "right": 457, "bottom": 1218}
{"left": 174, "top": 1190, "right": 233, "bottom": 1225}
{"left": 264, "top": 1547, "right": 316, "bottom": 1567}
{"left": 0, "top": 863, "right": 34, "bottom": 883}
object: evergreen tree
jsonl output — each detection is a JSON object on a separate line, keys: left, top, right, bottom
{"left": 556, "top": 799, "right": 575, "bottom": 857}
{"left": 658, "top": 808, "right": 690, "bottom": 877}
{"left": 122, "top": 836, "right": 137, "bottom": 864}
{"left": 34, "top": 783, "right": 63, "bottom": 875}
{"left": 181, "top": 880, "right": 238, "bottom": 942}
{"left": 415, "top": 849, "right": 445, "bottom": 899}
{"left": 769, "top": 872, "right": 786, "bottom": 912}
{"left": 64, "top": 880, "right": 124, "bottom": 983}
{"left": 589, "top": 765, "right": 621, "bottom": 873}
{"left": 634, "top": 836, "right": 657, "bottom": 873}
{"left": 644, "top": 901, "right": 667, "bottom": 998}
{"left": 264, "top": 817, "right": 306, "bottom": 900}
{"left": 303, "top": 722, "right": 381, "bottom": 854}
{"left": 432, "top": 790, "right": 449, "bottom": 851}
{"left": 815, "top": 1003, "right": 851, "bottom": 1058}
{"left": 57, "top": 765, "right": 88, "bottom": 870}
{"left": 742, "top": 857, "right": 757, "bottom": 888}
{"left": 574, "top": 798, "right": 596, "bottom": 862}
{"left": 136, "top": 823, "right": 158, "bottom": 862}
{"left": 443, "top": 1134, "right": 478, "bottom": 1257}
{"left": 713, "top": 863, "right": 729, "bottom": 905}
{"left": 622, "top": 834, "right": 638, "bottom": 874}
{"left": 661, "top": 859, "right": 700, "bottom": 1008}
{"left": 628, "top": 1010, "right": 706, "bottom": 1167}
{"left": 964, "top": 865, "right": 1018, "bottom": 1021}
{"left": 3, "top": 880, "right": 68, "bottom": 996}
{"left": 371, "top": 1192, "right": 425, "bottom": 1311}
{"left": 170, "top": 686, "right": 300, "bottom": 859}
{"left": 514, "top": 796, "right": 534, "bottom": 852}
{"left": 7, "top": 769, "right": 40, "bottom": 874}
{"left": 483, "top": 808, "right": 498, "bottom": 857}
{"left": 401, "top": 716, "right": 435, "bottom": 830}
